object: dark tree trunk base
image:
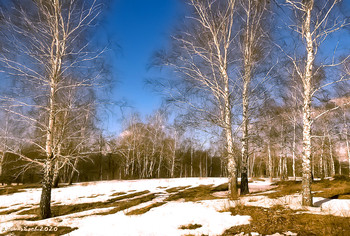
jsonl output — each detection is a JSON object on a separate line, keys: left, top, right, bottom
{"left": 53, "top": 174, "right": 59, "bottom": 188}
{"left": 240, "top": 172, "right": 249, "bottom": 195}
{"left": 40, "top": 160, "right": 53, "bottom": 219}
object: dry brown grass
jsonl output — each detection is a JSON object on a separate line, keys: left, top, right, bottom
{"left": 125, "top": 202, "right": 166, "bottom": 215}
{"left": 165, "top": 185, "right": 191, "bottom": 193}
{"left": 165, "top": 184, "right": 222, "bottom": 202}
{"left": 107, "top": 190, "right": 150, "bottom": 202}
{"left": 267, "top": 181, "right": 301, "bottom": 198}
{"left": 211, "top": 183, "right": 228, "bottom": 192}
{"left": 96, "top": 193, "right": 158, "bottom": 216}
{"left": 313, "top": 176, "right": 350, "bottom": 199}
{"left": 0, "top": 206, "right": 32, "bottom": 215}
{"left": 267, "top": 175, "right": 350, "bottom": 199}
{"left": 0, "top": 183, "right": 41, "bottom": 195}
{"left": 110, "top": 191, "right": 127, "bottom": 196}
{"left": 222, "top": 205, "right": 350, "bottom": 236}
{"left": 19, "top": 190, "right": 152, "bottom": 219}
{"left": 179, "top": 224, "right": 202, "bottom": 230}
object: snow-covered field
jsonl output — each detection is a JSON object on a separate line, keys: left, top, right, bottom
{"left": 0, "top": 178, "right": 349, "bottom": 235}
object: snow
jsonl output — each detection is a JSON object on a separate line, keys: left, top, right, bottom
{"left": 0, "top": 178, "right": 250, "bottom": 235}
{"left": 0, "top": 177, "right": 349, "bottom": 235}
{"left": 68, "top": 201, "right": 250, "bottom": 236}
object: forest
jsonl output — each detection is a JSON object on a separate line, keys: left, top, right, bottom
{"left": 0, "top": 0, "right": 349, "bottom": 220}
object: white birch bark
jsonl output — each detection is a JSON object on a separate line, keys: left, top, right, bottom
{"left": 285, "top": 0, "right": 348, "bottom": 206}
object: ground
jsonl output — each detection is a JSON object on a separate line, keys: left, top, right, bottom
{"left": 0, "top": 177, "right": 349, "bottom": 235}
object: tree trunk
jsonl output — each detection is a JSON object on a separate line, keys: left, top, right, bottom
{"left": 190, "top": 145, "right": 193, "bottom": 177}
{"left": 0, "top": 153, "right": 4, "bottom": 181}
{"left": 320, "top": 134, "right": 325, "bottom": 179}
{"left": 52, "top": 172, "right": 60, "bottom": 188}
{"left": 205, "top": 152, "right": 208, "bottom": 177}
{"left": 347, "top": 133, "right": 350, "bottom": 177}
{"left": 268, "top": 142, "right": 273, "bottom": 181}
{"left": 292, "top": 115, "right": 297, "bottom": 180}
{"left": 225, "top": 93, "right": 238, "bottom": 198}
{"left": 301, "top": 1, "right": 314, "bottom": 207}
{"left": 68, "top": 157, "right": 79, "bottom": 185}
{"left": 302, "top": 95, "right": 313, "bottom": 206}
{"left": 344, "top": 110, "right": 350, "bottom": 177}
{"left": 240, "top": 81, "right": 249, "bottom": 195}
{"left": 40, "top": 158, "right": 54, "bottom": 219}
{"left": 329, "top": 135, "right": 335, "bottom": 176}
{"left": 52, "top": 161, "right": 60, "bottom": 188}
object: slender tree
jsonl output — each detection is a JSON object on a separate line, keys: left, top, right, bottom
{"left": 283, "top": 0, "right": 349, "bottom": 206}
{"left": 238, "top": 0, "right": 271, "bottom": 195}
{"left": 153, "top": 0, "right": 240, "bottom": 198}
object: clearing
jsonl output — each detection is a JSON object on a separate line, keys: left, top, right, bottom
{"left": 0, "top": 177, "right": 349, "bottom": 235}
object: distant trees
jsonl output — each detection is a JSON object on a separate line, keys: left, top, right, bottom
{"left": 0, "top": 0, "right": 104, "bottom": 218}
{"left": 112, "top": 111, "right": 221, "bottom": 179}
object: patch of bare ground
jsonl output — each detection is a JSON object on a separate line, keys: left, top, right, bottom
{"left": 267, "top": 175, "right": 350, "bottom": 199}
{"left": 165, "top": 184, "right": 228, "bottom": 202}
{"left": 96, "top": 193, "right": 158, "bottom": 215}
{"left": 0, "top": 183, "right": 71, "bottom": 196}
{"left": 19, "top": 190, "right": 151, "bottom": 220}
{"left": 0, "top": 206, "right": 33, "bottom": 215}
{"left": 222, "top": 205, "right": 350, "bottom": 236}
{"left": 125, "top": 202, "right": 166, "bottom": 215}
{"left": 110, "top": 191, "right": 127, "bottom": 197}
{"left": 179, "top": 224, "right": 202, "bottom": 230}
{"left": 0, "top": 184, "right": 41, "bottom": 195}
{"left": 165, "top": 185, "right": 191, "bottom": 193}
{"left": 1, "top": 226, "right": 77, "bottom": 236}
{"left": 86, "top": 194, "right": 104, "bottom": 198}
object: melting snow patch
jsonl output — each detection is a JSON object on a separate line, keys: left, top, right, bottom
{"left": 67, "top": 201, "right": 251, "bottom": 236}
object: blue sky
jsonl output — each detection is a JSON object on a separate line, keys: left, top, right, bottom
{"left": 98, "top": 0, "right": 350, "bottom": 135}
{"left": 100, "top": 0, "right": 185, "bottom": 134}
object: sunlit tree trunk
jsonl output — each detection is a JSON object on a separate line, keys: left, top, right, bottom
{"left": 241, "top": 77, "right": 250, "bottom": 194}
{"left": 40, "top": 0, "right": 63, "bottom": 218}
{"left": 300, "top": 2, "right": 314, "bottom": 205}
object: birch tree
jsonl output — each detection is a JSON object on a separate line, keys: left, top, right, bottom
{"left": 0, "top": 0, "right": 103, "bottom": 218}
{"left": 153, "top": 0, "right": 240, "bottom": 198}
{"left": 237, "top": 0, "right": 271, "bottom": 195}
{"left": 284, "top": 0, "right": 349, "bottom": 206}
